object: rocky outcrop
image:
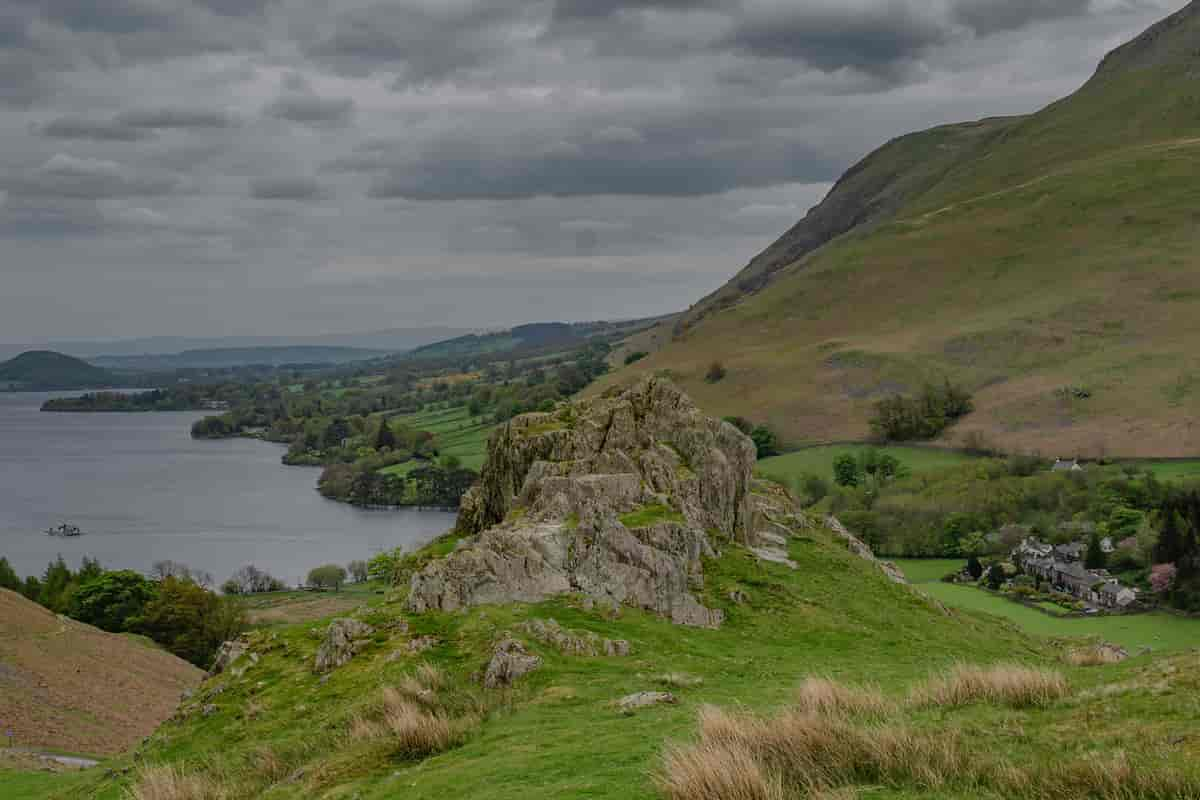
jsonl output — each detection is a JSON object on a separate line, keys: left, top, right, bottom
{"left": 313, "top": 619, "right": 375, "bottom": 673}
{"left": 824, "top": 516, "right": 907, "bottom": 585}
{"left": 616, "top": 691, "right": 677, "bottom": 713}
{"left": 209, "top": 639, "right": 249, "bottom": 676}
{"left": 409, "top": 378, "right": 755, "bottom": 627}
{"left": 517, "top": 618, "right": 630, "bottom": 657}
{"left": 483, "top": 638, "right": 542, "bottom": 688}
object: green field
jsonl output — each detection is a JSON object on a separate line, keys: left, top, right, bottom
{"left": 1139, "top": 459, "right": 1200, "bottom": 482}
{"left": 395, "top": 406, "right": 496, "bottom": 471}
{"left": 894, "top": 559, "right": 1200, "bottom": 654}
{"left": 756, "top": 445, "right": 975, "bottom": 485}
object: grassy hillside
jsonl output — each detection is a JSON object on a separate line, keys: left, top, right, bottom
{"left": 0, "top": 351, "right": 115, "bottom": 391}
{"left": 15, "top": 514, "right": 1200, "bottom": 800}
{"left": 602, "top": 2, "right": 1200, "bottom": 457}
{"left": 0, "top": 588, "right": 203, "bottom": 758}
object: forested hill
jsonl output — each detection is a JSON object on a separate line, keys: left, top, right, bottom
{"left": 0, "top": 350, "right": 115, "bottom": 390}
{"left": 605, "top": 1, "right": 1200, "bottom": 458}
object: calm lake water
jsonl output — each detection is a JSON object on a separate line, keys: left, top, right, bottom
{"left": 0, "top": 392, "right": 455, "bottom": 586}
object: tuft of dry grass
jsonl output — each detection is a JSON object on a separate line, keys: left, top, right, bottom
{"left": 658, "top": 740, "right": 783, "bottom": 800}
{"left": 794, "top": 677, "right": 893, "bottom": 719}
{"left": 126, "top": 765, "right": 225, "bottom": 800}
{"left": 249, "top": 746, "right": 289, "bottom": 784}
{"left": 909, "top": 663, "right": 1068, "bottom": 709}
{"left": 383, "top": 698, "right": 460, "bottom": 758}
{"left": 1064, "top": 644, "right": 1126, "bottom": 667}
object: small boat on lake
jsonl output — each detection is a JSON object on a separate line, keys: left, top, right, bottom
{"left": 45, "top": 523, "right": 83, "bottom": 537}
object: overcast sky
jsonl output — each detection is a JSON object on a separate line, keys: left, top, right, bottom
{"left": 0, "top": 0, "right": 1180, "bottom": 342}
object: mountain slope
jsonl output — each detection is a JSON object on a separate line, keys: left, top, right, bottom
{"left": 0, "top": 588, "right": 202, "bottom": 757}
{"left": 606, "top": 2, "right": 1200, "bottom": 457}
{"left": 0, "top": 351, "right": 115, "bottom": 390}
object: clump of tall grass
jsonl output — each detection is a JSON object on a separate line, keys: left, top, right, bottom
{"left": 909, "top": 663, "right": 1068, "bottom": 709}
{"left": 1063, "top": 644, "right": 1126, "bottom": 667}
{"left": 126, "top": 765, "right": 226, "bottom": 800}
{"left": 382, "top": 698, "right": 461, "bottom": 758}
{"left": 659, "top": 738, "right": 783, "bottom": 800}
{"left": 793, "top": 677, "right": 893, "bottom": 719}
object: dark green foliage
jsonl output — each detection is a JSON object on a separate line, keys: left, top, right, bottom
{"left": 373, "top": 418, "right": 397, "bottom": 451}
{"left": 307, "top": 564, "right": 348, "bottom": 591}
{"left": 833, "top": 454, "right": 860, "bottom": 487}
{"left": 750, "top": 425, "right": 780, "bottom": 459}
{"left": 136, "top": 577, "right": 246, "bottom": 668}
{"left": 191, "top": 415, "right": 235, "bottom": 439}
{"left": 0, "top": 557, "right": 20, "bottom": 591}
{"left": 1084, "top": 532, "right": 1107, "bottom": 570}
{"left": 967, "top": 555, "right": 984, "bottom": 579}
{"left": 68, "top": 570, "right": 158, "bottom": 633}
{"left": 986, "top": 563, "right": 1006, "bottom": 590}
{"left": 869, "top": 381, "right": 974, "bottom": 442}
{"left": 799, "top": 473, "right": 829, "bottom": 505}
{"left": 705, "top": 361, "right": 727, "bottom": 383}
{"left": 39, "top": 555, "right": 75, "bottom": 613}
{"left": 623, "top": 351, "right": 648, "bottom": 365}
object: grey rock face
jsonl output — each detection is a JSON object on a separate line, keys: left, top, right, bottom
{"left": 209, "top": 639, "right": 248, "bottom": 676}
{"left": 616, "top": 691, "right": 677, "bottom": 713}
{"left": 313, "top": 618, "right": 375, "bottom": 673}
{"left": 483, "top": 638, "right": 542, "bottom": 688}
{"left": 409, "top": 378, "right": 754, "bottom": 627}
{"left": 517, "top": 618, "right": 630, "bottom": 657}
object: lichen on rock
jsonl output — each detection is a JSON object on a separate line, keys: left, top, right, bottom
{"left": 409, "top": 378, "right": 756, "bottom": 627}
{"left": 313, "top": 618, "right": 375, "bottom": 673}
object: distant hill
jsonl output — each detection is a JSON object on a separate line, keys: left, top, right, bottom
{"left": 603, "top": 1, "right": 1200, "bottom": 458}
{"left": 0, "top": 327, "right": 473, "bottom": 362}
{"left": 0, "top": 588, "right": 202, "bottom": 756}
{"left": 90, "top": 345, "right": 388, "bottom": 371}
{"left": 406, "top": 318, "right": 667, "bottom": 362}
{"left": 0, "top": 351, "right": 116, "bottom": 390}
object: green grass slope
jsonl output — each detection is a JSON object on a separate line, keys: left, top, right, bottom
{"left": 0, "top": 351, "right": 115, "bottom": 391}
{"left": 604, "top": 2, "right": 1200, "bottom": 458}
{"left": 21, "top": 516, "right": 1200, "bottom": 800}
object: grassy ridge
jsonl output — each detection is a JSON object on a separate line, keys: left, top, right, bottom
{"left": 600, "top": 14, "right": 1200, "bottom": 458}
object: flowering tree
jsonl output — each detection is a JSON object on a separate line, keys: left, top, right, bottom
{"left": 1150, "top": 563, "right": 1178, "bottom": 594}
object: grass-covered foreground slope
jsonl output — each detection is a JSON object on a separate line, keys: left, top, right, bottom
{"left": 20, "top": 517, "right": 1200, "bottom": 800}
{"left": 603, "top": 2, "right": 1200, "bottom": 457}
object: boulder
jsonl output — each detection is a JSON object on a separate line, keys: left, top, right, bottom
{"left": 483, "top": 638, "right": 542, "bottom": 688}
{"left": 409, "top": 379, "right": 752, "bottom": 627}
{"left": 209, "top": 639, "right": 248, "bottom": 676}
{"left": 313, "top": 619, "right": 375, "bottom": 673}
{"left": 616, "top": 691, "right": 677, "bottom": 713}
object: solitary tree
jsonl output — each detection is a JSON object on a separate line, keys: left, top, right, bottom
{"left": 833, "top": 454, "right": 860, "bottom": 488}
{"left": 966, "top": 555, "right": 984, "bottom": 580}
{"left": 307, "top": 564, "right": 348, "bottom": 591}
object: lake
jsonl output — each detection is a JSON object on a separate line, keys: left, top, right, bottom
{"left": 0, "top": 392, "right": 455, "bottom": 586}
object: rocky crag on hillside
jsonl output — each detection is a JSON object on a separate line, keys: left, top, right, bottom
{"left": 408, "top": 378, "right": 901, "bottom": 626}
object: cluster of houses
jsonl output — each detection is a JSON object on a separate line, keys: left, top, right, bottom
{"left": 1012, "top": 537, "right": 1138, "bottom": 609}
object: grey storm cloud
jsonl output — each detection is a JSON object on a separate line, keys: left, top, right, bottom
{"left": 249, "top": 175, "right": 326, "bottom": 200}
{"left": 0, "top": 0, "right": 1183, "bottom": 340}
{"left": 265, "top": 94, "right": 355, "bottom": 125}
{"left": 37, "top": 116, "right": 153, "bottom": 141}
{"left": 116, "top": 108, "right": 236, "bottom": 129}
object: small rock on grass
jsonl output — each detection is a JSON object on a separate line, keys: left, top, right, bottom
{"left": 616, "top": 691, "right": 677, "bottom": 713}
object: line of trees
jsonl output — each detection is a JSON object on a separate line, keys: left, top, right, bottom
{"left": 0, "top": 555, "right": 244, "bottom": 668}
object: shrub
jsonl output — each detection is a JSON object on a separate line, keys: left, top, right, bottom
{"left": 705, "top": 361, "right": 728, "bottom": 384}
{"left": 307, "top": 564, "right": 348, "bottom": 591}
{"left": 136, "top": 577, "right": 246, "bottom": 668}
{"left": 1150, "top": 563, "right": 1177, "bottom": 594}
{"left": 723, "top": 416, "right": 753, "bottom": 435}
{"left": 624, "top": 351, "right": 649, "bottom": 365}
{"left": 68, "top": 570, "right": 158, "bottom": 633}
{"left": 869, "top": 381, "right": 974, "bottom": 442}
{"left": 909, "top": 663, "right": 1068, "bottom": 709}
{"left": 750, "top": 426, "right": 779, "bottom": 459}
